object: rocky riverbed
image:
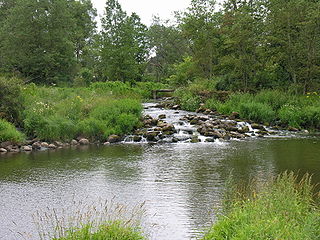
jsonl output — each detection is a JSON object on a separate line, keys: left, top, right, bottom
{"left": 0, "top": 99, "right": 307, "bottom": 154}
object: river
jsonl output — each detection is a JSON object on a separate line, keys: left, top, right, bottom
{"left": 0, "top": 103, "right": 319, "bottom": 240}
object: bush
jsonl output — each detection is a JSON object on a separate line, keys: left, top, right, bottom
{"left": 54, "top": 221, "right": 145, "bottom": 240}
{"left": 175, "top": 89, "right": 201, "bottom": 111}
{"left": 278, "top": 105, "right": 304, "bottom": 128}
{"left": 239, "top": 102, "right": 276, "bottom": 123}
{"left": 0, "top": 77, "right": 24, "bottom": 124}
{"left": 0, "top": 118, "right": 24, "bottom": 143}
{"left": 203, "top": 172, "right": 320, "bottom": 240}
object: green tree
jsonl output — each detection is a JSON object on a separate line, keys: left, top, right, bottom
{"left": 147, "top": 17, "right": 190, "bottom": 82}
{"left": 100, "top": 0, "right": 148, "bottom": 83}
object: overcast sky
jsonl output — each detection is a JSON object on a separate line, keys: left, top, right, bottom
{"left": 92, "top": 0, "right": 192, "bottom": 26}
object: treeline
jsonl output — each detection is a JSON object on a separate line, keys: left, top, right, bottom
{"left": 0, "top": 0, "right": 319, "bottom": 93}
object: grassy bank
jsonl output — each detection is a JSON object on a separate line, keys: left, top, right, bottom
{"left": 174, "top": 81, "right": 320, "bottom": 130}
{"left": 203, "top": 172, "right": 320, "bottom": 240}
{"left": 0, "top": 78, "right": 167, "bottom": 143}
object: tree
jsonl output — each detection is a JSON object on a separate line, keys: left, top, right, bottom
{"left": 0, "top": 0, "right": 97, "bottom": 84}
{"left": 100, "top": 0, "right": 148, "bottom": 83}
{"left": 147, "top": 17, "right": 190, "bottom": 82}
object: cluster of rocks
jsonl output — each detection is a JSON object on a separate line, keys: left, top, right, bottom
{"left": 0, "top": 135, "right": 124, "bottom": 154}
{"left": 130, "top": 115, "right": 177, "bottom": 143}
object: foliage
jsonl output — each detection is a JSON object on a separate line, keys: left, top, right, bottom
{"left": 22, "top": 84, "right": 143, "bottom": 141}
{"left": 175, "top": 89, "right": 201, "bottom": 112}
{"left": 0, "top": 118, "right": 24, "bottom": 143}
{"left": 0, "top": 76, "right": 23, "bottom": 124}
{"left": 203, "top": 90, "right": 320, "bottom": 128}
{"left": 54, "top": 221, "right": 145, "bottom": 240}
{"left": 203, "top": 172, "right": 320, "bottom": 240}
{"left": 99, "top": 0, "right": 148, "bottom": 83}
{"left": 167, "top": 56, "right": 198, "bottom": 86}
{"left": 0, "top": 0, "right": 96, "bottom": 84}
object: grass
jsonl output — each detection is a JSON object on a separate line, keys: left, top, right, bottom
{"left": 53, "top": 222, "right": 145, "bottom": 240}
{"left": 19, "top": 81, "right": 170, "bottom": 141}
{"left": 203, "top": 90, "right": 320, "bottom": 128}
{"left": 32, "top": 199, "right": 146, "bottom": 240}
{"left": 0, "top": 118, "right": 24, "bottom": 143}
{"left": 203, "top": 172, "right": 320, "bottom": 240}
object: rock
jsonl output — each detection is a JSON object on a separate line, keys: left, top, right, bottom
{"left": 41, "top": 142, "right": 49, "bottom": 148}
{"left": 0, "top": 148, "right": 7, "bottom": 153}
{"left": 133, "top": 136, "right": 142, "bottom": 142}
{"left": 251, "top": 123, "right": 266, "bottom": 131}
{"left": 229, "top": 112, "right": 240, "bottom": 120}
{"left": 225, "top": 126, "right": 239, "bottom": 132}
{"left": 172, "top": 105, "right": 180, "bottom": 110}
{"left": 158, "top": 114, "right": 166, "bottom": 119}
{"left": 163, "top": 131, "right": 174, "bottom": 136}
{"left": 32, "top": 142, "right": 41, "bottom": 150}
{"left": 107, "top": 135, "right": 121, "bottom": 143}
{"left": 288, "top": 126, "right": 299, "bottom": 132}
{"left": 161, "top": 124, "right": 174, "bottom": 132}
{"left": 204, "top": 131, "right": 223, "bottom": 139}
{"left": 54, "top": 141, "right": 64, "bottom": 147}
{"left": 191, "top": 136, "right": 200, "bottom": 143}
{"left": 237, "top": 126, "right": 250, "bottom": 134}
{"left": 7, "top": 145, "right": 20, "bottom": 152}
{"left": 256, "top": 130, "right": 269, "bottom": 135}
{"left": 0, "top": 141, "right": 12, "bottom": 148}
{"left": 70, "top": 139, "right": 78, "bottom": 145}
{"left": 205, "top": 138, "right": 215, "bottom": 142}
{"left": 79, "top": 138, "right": 90, "bottom": 145}
{"left": 190, "top": 119, "right": 199, "bottom": 125}
{"left": 172, "top": 137, "right": 179, "bottom": 143}
{"left": 21, "top": 146, "right": 32, "bottom": 151}
{"left": 48, "top": 144, "right": 57, "bottom": 149}
{"left": 103, "top": 142, "right": 110, "bottom": 145}
{"left": 151, "top": 118, "right": 158, "bottom": 126}
{"left": 145, "top": 131, "right": 159, "bottom": 142}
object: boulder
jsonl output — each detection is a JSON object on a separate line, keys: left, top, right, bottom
{"left": 237, "top": 126, "right": 250, "bottom": 134}
{"left": 0, "top": 141, "right": 12, "bottom": 148}
{"left": 70, "top": 139, "right": 78, "bottom": 145}
{"left": 32, "top": 142, "right": 41, "bottom": 150}
{"left": 229, "top": 112, "right": 240, "bottom": 120}
{"left": 41, "top": 142, "right": 49, "bottom": 148}
{"left": 48, "top": 144, "right": 57, "bottom": 149}
{"left": 0, "top": 148, "right": 7, "bottom": 153}
{"left": 251, "top": 123, "right": 266, "bottom": 131}
{"left": 145, "top": 131, "right": 159, "bottom": 142}
{"left": 21, "top": 146, "right": 32, "bottom": 152}
{"left": 158, "top": 114, "right": 166, "bottom": 119}
{"left": 107, "top": 135, "right": 121, "bottom": 143}
{"left": 161, "top": 124, "right": 175, "bottom": 132}
{"left": 79, "top": 138, "right": 90, "bottom": 145}
{"left": 172, "top": 105, "right": 180, "bottom": 110}
{"left": 191, "top": 136, "right": 200, "bottom": 143}
{"left": 133, "top": 136, "right": 142, "bottom": 142}
{"left": 288, "top": 126, "right": 299, "bottom": 132}
{"left": 205, "top": 138, "right": 215, "bottom": 142}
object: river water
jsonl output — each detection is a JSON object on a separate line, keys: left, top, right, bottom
{"left": 0, "top": 103, "right": 320, "bottom": 240}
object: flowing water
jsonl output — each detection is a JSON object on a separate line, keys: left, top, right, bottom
{"left": 0, "top": 103, "right": 320, "bottom": 240}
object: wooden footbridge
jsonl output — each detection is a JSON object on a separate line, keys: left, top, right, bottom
{"left": 152, "top": 89, "right": 174, "bottom": 99}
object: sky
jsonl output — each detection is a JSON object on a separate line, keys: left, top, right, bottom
{"left": 92, "top": 0, "right": 192, "bottom": 26}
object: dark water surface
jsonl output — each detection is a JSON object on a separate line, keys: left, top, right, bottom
{"left": 0, "top": 137, "right": 320, "bottom": 239}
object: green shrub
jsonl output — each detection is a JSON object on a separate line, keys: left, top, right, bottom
{"left": 239, "top": 102, "right": 276, "bottom": 123}
{"left": 278, "top": 105, "right": 304, "bottom": 128}
{"left": 0, "top": 118, "right": 24, "bottom": 143}
{"left": 255, "top": 90, "right": 292, "bottom": 111}
{"left": 54, "top": 221, "right": 145, "bottom": 240}
{"left": 0, "top": 77, "right": 24, "bottom": 124}
{"left": 203, "top": 172, "right": 320, "bottom": 240}
{"left": 175, "top": 89, "right": 201, "bottom": 111}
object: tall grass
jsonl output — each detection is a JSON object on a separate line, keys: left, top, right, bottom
{"left": 21, "top": 83, "right": 144, "bottom": 141}
{"left": 203, "top": 172, "right": 320, "bottom": 240}
{"left": 32, "top": 199, "right": 146, "bottom": 240}
{"left": 0, "top": 118, "right": 24, "bottom": 143}
{"left": 205, "top": 90, "right": 320, "bottom": 128}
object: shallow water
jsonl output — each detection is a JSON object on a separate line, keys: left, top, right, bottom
{"left": 0, "top": 105, "right": 320, "bottom": 240}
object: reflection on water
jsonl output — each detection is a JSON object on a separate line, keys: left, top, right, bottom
{"left": 0, "top": 138, "right": 320, "bottom": 240}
